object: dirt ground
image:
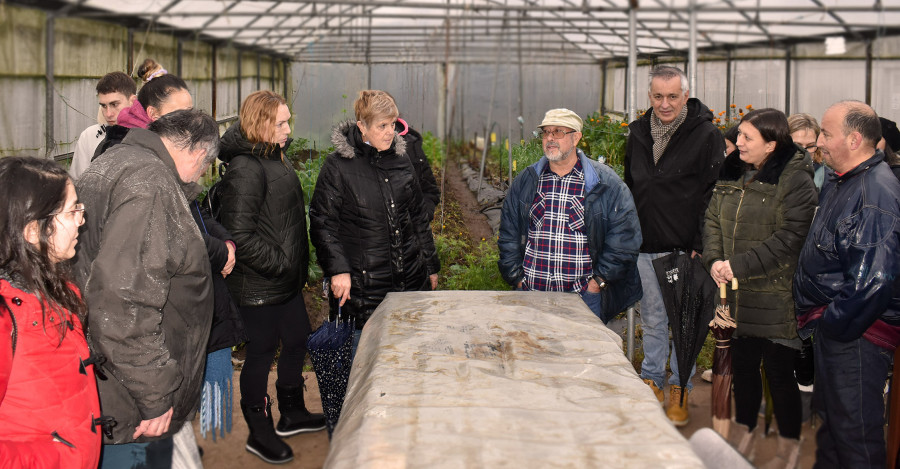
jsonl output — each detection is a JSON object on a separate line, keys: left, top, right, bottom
{"left": 194, "top": 161, "right": 820, "bottom": 468}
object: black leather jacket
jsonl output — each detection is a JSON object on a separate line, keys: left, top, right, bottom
{"left": 794, "top": 150, "right": 900, "bottom": 349}
{"left": 217, "top": 123, "right": 309, "bottom": 306}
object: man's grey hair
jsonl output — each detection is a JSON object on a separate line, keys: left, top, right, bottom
{"left": 648, "top": 66, "right": 689, "bottom": 94}
{"left": 833, "top": 100, "right": 882, "bottom": 148}
{"left": 148, "top": 109, "right": 220, "bottom": 166}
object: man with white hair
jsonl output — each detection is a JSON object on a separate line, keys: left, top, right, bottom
{"left": 625, "top": 65, "right": 724, "bottom": 426}
{"left": 498, "top": 108, "right": 642, "bottom": 324}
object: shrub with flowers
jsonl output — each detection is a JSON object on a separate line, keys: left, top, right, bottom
{"left": 716, "top": 104, "right": 755, "bottom": 131}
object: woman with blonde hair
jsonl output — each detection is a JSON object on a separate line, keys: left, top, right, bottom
{"left": 788, "top": 113, "right": 826, "bottom": 189}
{"left": 309, "top": 90, "right": 440, "bottom": 356}
{"left": 217, "top": 90, "right": 324, "bottom": 465}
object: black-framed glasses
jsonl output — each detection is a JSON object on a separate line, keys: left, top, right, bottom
{"left": 802, "top": 143, "right": 818, "bottom": 152}
{"left": 49, "top": 203, "right": 86, "bottom": 221}
{"left": 536, "top": 128, "right": 577, "bottom": 139}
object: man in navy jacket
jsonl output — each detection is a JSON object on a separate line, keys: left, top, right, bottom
{"left": 794, "top": 101, "right": 900, "bottom": 468}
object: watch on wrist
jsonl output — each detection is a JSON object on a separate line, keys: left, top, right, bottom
{"left": 592, "top": 275, "right": 607, "bottom": 290}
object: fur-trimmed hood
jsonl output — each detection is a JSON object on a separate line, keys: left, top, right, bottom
{"left": 719, "top": 142, "right": 806, "bottom": 185}
{"left": 330, "top": 120, "right": 407, "bottom": 160}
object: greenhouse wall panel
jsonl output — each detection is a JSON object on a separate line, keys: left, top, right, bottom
{"left": 793, "top": 61, "right": 866, "bottom": 123}
{"left": 0, "top": 5, "right": 45, "bottom": 77}
{"left": 54, "top": 78, "right": 98, "bottom": 155}
{"left": 54, "top": 18, "right": 126, "bottom": 78}
{"left": 0, "top": 78, "right": 45, "bottom": 157}
{"left": 872, "top": 61, "right": 900, "bottom": 122}
{"left": 732, "top": 60, "right": 786, "bottom": 110}
{"left": 132, "top": 32, "right": 178, "bottom": 76}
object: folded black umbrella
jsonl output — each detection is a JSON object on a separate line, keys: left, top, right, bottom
{"left": 652, "top": 251, "right": 718, "bottom": 395}
{"left": 308, "top": 305, "right": 355, "bottom": 438}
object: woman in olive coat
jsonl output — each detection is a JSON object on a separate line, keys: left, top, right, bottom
{"left": 703, "top": 108, "right": 817, "bottom": 467}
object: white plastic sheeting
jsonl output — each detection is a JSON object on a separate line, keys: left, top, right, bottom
{"left": 325, "top": 291, "right": 702, "bottom": 468}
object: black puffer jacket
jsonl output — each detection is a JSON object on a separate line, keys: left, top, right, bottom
{"left": 309, "top": 120, "right": 440, "bottom": 327}
{"left": 217, "top": 123, "right": 309, "bottom": 306}
{"left": 399, "top": 125, "right": 441, "bottom": 220}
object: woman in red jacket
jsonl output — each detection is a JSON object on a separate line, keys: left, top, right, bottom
{"left": 0, "top": 156, "right": 102, "bottom": 468}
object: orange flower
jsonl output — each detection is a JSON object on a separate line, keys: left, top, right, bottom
{"left": 710, "top": 109, "right": 715, "bottom": 113}
{"left": 714, "top": 118, "right": 721, "bottom": 124}
{"left": 619, "top": 122, "right": 628, "bottom": 127}
{"left": 730, "top": 104, "right": 737, "bottom": 108}
{"left": 746, "top": 104, "right": 752, "bottom": 109}
{"left": 719, "top": 111, "right": 725, "bottom": 116}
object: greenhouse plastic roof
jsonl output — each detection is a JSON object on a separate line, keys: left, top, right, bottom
{"left": 44, "top": 0, "right": 900, "bottom": 64}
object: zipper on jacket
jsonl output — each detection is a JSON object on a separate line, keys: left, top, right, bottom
{"left": 730, "top": 188, "right": 746, "bottom": 320}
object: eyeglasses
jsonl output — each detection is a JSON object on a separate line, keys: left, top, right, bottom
{"left": 49, "top": 203, "right": 86, "bottom": 221}
{"left": 801, "top": 143, "right": 818, "bottom": 152}
{"left": 536, "top": 128, "right": 577, "bottom": 139}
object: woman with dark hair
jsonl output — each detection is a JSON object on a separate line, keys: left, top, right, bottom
{"left": 703, "top": 108, "right": 818, "bottom": 467}
{"left": 309, "top": 89, "right": 440, "bottom": 354}
{"left": 0, "top": 157, "right": 102, "bottom": 468}
{"left": 93, "top": 58, "right": 193, "bottom": 158}
{"left": 217, "top": 90, "right": 324, "bottom": 465}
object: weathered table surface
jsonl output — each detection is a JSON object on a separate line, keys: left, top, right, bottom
{"left": 325, "top": 291, "right": 703, "bottom": 469}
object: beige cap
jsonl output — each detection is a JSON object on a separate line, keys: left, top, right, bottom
{"left": 539, "top": 108, "right": 583, "bottom": 132}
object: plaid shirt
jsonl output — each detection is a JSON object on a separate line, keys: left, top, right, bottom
{"left": 522, "top": 158, "right": 593, "bottom": 293}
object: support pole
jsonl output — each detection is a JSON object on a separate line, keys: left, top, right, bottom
{"left": 45, "top": 14, "right": 55, "bottom": 157}
{"left": 211, "top": 45, "right": 218, "bottom": 119}
{"left": 626, "top": 305, "right": 636, "bottom": 363}
{"left": 785, "top": 46, "right": 792, "bottom": 115}
{"left": 256, "top": 54, "right": 261, "bottom": 90}
{"left": 127, "top": 29, "right": 134, "bottom": 75}
{"left": 688, "top": 0, "right": 698, "bottom": 94}
{"left": 270, "top": 56, "right": 275, "bottom": 91}
{"left": 725, "top": 49, "right": 733, "bottom": 122}
{"left": 865, "top": 40, "right": 873, "bottom": 105}
{"left": 600, "top": 60, "right": 607, "bottom": 114}
{"left": 627, "top": 8, "right": 637, "bottom": 123}
{"left": 176, "top": 39, "right": 183, "bottom": 77}
{"left": 366, "top": 16, "right": 373, "bottom": 88}
{"left": 236, "top": 52, "right": 242, "bottom": 106}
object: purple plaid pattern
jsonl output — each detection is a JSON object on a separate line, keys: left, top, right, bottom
{"left": 522, "top": 159, "right": 592, "bottom": 293}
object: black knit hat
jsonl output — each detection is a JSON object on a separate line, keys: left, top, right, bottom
{"left": 881, "top": 117, "right": 900, "bottom": 153}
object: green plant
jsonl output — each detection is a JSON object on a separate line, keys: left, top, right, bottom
{"left": 283, "top": 137, "right": 310, "bottom": 166}
{"left": 296, "top": 157, "right": 326, "bottom": 282}
{"left": 421, "top": 131, "right": 444, "bottom": 168}
{"left": 435, "top": 237, "right": 509, "bottom": 291}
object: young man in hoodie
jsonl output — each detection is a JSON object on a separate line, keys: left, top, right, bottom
{"left": 624, "top": 66, "right": 725, "bottom": 426}
{"left": 68, "top": 72, "right": 136, "bottom": 180}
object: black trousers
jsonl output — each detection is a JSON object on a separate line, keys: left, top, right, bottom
{"left": 732, "top": 336, "right": 802, "bottom": 439}
{"left": 238, "top": 293, "right": 311, "bottom": 406}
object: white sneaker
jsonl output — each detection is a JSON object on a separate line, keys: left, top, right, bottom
{"left": 701, "top": 369, "right": 713, "bottom": 383}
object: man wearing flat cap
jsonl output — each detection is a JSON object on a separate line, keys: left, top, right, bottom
{"left": 498, "top": 108, "right": 643, "bottom": 323}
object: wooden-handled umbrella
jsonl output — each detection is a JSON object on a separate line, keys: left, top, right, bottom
{"left": 710, "top": 278, "right": 738, "bottom": 437}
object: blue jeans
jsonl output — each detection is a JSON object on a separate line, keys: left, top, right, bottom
{"left": 638, "top": 252, "right": 695, "bottom": 391}
{"left": 99, "top": 437, "right": 173, "bottom": 469}
{"left": 813, "top": 329, "right": 892, "bottom": 468}
{"left": 580, "top": 289, "right": 606, "bottom": 323}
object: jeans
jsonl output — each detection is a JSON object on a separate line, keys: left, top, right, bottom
{"left": 732, "top": 337, "right": 802, "bottom": 438}
{"left": 99, "top": 437, "right": 174, "bottom": 469}
{"left": 580, "top": 288, "right": 606, "bottom": 323}
{"left": 238, "top": 293, "right": 311, "bottom": 405}
{"left": 638, "top": 252, "right": 696, "bottom": 391}
{"left": 813, "top": 329, "right": 893, "bottom": 468}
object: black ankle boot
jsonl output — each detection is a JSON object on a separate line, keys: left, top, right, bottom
{"left": 275, "top": 381, "right": 327, "bottom": 437}
{"left": 241, "top": 396, "right": 293, "bottom": 464}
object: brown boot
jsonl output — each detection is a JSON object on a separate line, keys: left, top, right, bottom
{"left": 758, "top": 436, "right": 801, "bottom": 469}
{"left": 726, "top": 422, "right": 757, "bottom": 461}
{"left": 643, "top": 379, "right": 664, "bottom": 405}
{"left": 666, "top": 385, "right": 690, "bottom": 426}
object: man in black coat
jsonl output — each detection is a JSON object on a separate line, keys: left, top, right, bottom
{"left": 624, "top": 65, "right": 725, "bottom": 426}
